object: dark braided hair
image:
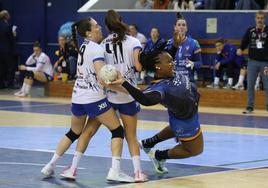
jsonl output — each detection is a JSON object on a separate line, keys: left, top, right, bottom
{"left": 140, "top": 50, "right": 165, "bottom": 72}
{"left": 71, "top": 18, "right": 92, "bottom": 63}
{"left": 105, "top": 9, "right": 128, "bottom": 43}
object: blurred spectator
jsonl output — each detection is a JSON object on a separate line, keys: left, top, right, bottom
{"left": 128, "top": 24, "right": 147, "bottom": 48}
{"left": 172, "top": 0, "right": 195, "bottom": 10}
{"left": 153, "top": 0, "right": 170, "bottom": 9}
{"left": 207, "top": 39, "right": 237, "bottom": 89}
{"left": 0, "top": 10, "right": 16, "bottom": 89}
{"left": 134, "top": 0, "right": 153, "bottom": 9}
{"left": 14, "top": 41, "right": 53, "bottom": 97}
{"left": 141, "top": 27, "right": 166, "bottom": 84}
{"left": 128, "top": 24, "right": 147, "bottom": 84}
{"left": 53, "top": 36, "right": 77, "bottom": 80}
{"left": 236, "top": 0, "right": 260, "bottom": 9}
{"left": 237, "top": 11, "right": 268, "bottom": 113}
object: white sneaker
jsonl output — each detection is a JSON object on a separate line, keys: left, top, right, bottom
{"left": 41, "top": 163, "right": 54, "bottom": 178}
{"left": 17, "top": 91, "right": 29, "bottom": 97}
{"left": 206, "top": 83, "right": 219, "bottom": 89}
{"left": 232, "top": 84, "right": 244, "bottom": 90}
{"left": 255, "top": 85, "right": 260, "bottom": 91}
{"left": 148, "top": 150, "right": 168, "bottom": 174}
{"left": 138, "top": 140, "right": 151, "bottom": 154}
{"left": 134, "top": 171, "right": 148, "bottom": 182}
{"left": 14, "top": 90, "right": 23, "bottom": 96}
{"left": 60, "top": 166, "right": 76, "bottom": 180}
{"left": 106, "top": 168, "right": 134, "bottom": 183}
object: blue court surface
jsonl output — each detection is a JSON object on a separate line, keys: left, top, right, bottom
{"left": 0, "top": 99, "right": 268, "bottom": 188}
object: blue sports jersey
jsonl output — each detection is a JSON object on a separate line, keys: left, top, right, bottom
{"left": 167, "top": 37, "right": 202, "bottom": 82}
{"left": 145, "top": 73, "right": 199, "bottom": 119}
{"left": 216, "top": 43, "right": 247, "bottom": 67}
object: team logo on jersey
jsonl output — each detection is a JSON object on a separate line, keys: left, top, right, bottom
{"left": 98, "top": 102, "right": 108, "bottom": 111}
{"left": 252, "top": 32, "right": 257, "bottom": 38}
{"left": 262, "top": 33, "right": 267, "bottom": 38}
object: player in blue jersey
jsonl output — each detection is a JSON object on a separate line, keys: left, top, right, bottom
{"left": 109, "top": 50, "right": 204, "bottom": 174}
{"left": 164, "top": 14, "right": 202, "bottom": 82}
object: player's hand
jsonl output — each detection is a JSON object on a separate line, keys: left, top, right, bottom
{"left": 264, "top": 67, "right": 268, "bottom": 75}
{"left": 109, "top": 71, "right": 125, "bottom": 85}
{"left": 236, "top": 48, "right": 242, "bottom": 56}
{"left": 173, "top": 31, "right": 184, "bottom": 48}
{"left": 215, "top": 62, "right": 220, "bottom": 70}
{"left": 19, "top": 65, "right": 26, "bottom": 71}
{"left": 185, "top": 59, "right": 194, "bottom": 69}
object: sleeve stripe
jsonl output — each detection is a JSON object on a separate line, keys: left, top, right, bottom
{"left": 93, "top": 57, "right": 105, "bottom": 62}
{"left": 133, "top": 46, "right": 142, "bottom": 50}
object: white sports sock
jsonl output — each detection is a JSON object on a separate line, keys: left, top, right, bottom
{"left": 24, "top": 84, "right": 31, "bottom": 94}
{"left": 132, "top": 155, "right": 142, "bottom": 174}
{"left": 21, "top": 83, "right": 27, "bottom": 92}
{"left": 112, "top": 156, "right": 121, "bottom": 171}
{"left": 255, "top": 76, "right": 260, "bottom": 86}
{"left": 228, "top": 78, "right": 233, "bottom": 86}
{"left": 48, "top": 153, "right": 60, "bottom": 167}
{"left": 238, "top": 75, "right": 245, "bottom": 85}
{"left": 214, "top": 77, "right": 220, "bottom": 85}
{"left": 70, "top": 151, "right": 83, "bottom": 170}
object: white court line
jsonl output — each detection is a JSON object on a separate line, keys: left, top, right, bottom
{"left": 0, "top": 162, "right": 85, "bottom": 170}
{"left": 0, "top": 103, "right": 67, "bottom": 110}
{"left": 0, "top": 147, "right": 235, "bottom": 170}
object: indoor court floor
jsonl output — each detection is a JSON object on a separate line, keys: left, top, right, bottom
{"left": 0, "top": 89, "right": 268, "bottom": 188}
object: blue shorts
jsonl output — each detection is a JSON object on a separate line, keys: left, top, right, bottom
{"left": 71, "top": 98, "right": 111, "bottom": 118}
{"left": 109, "top": 101, "right": 140, "bottom": 116}
{"left": 168, "top": 111, "right": 201, "bottom": 141}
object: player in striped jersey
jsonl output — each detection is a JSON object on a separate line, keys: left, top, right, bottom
{"left": 41, "top": 17, "right": 134, "bottom": 183}
{"left": 14, "top": 41, "right": 53, "bottom": 97}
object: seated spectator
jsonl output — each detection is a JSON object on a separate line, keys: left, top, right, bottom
{"left": 53, "top": 36, "right": 78, "bottom": 80}
{"left": 207, "top": 39, "right": 237, "bottom": 89}
{"left": 14, "top": 41, "right": 53, "bottom": 97}
{"left": 128, "top": 24, "right": 147, "bottom": 84}
{"left": 153, "top": 0, "right": 170, "bottom": 9}
{"left": 134, "top": 0, "right": 153, "bottom": 9}
{"left": 141, "top": 27, "right": 166, "bottom": 84}
{"left": 232, "top": 55, "right": 261, "bottom": 90}
{"left": 128, "top": 24, "right": 147, "bottom": 48}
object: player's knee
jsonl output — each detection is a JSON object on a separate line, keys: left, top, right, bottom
{"left": 65, "top": 129, "right": 80, "bottom": 143}
{"left": 111, "top": 125, "right": 124, "bottom": 139}
{"left": 25, "top": 71, "right": 34, "bottom": 79}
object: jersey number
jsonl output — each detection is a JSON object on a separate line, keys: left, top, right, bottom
{"left": 78, "top": 45, "right": 86, "bottom": 66}
{"left": 105, "top": 42, "right": 124, "bottom": 64}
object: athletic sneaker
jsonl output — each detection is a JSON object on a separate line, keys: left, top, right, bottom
{"left": 106, "top": 168, "right": 134, "bottom": 183}
{"left": 223, "top": 84, "right": 232, "bottom": 90}
{"left": 134, "top": 171, "right": 148, "bottom": 182}
{"left": 206, "top": 83, "right": 220, "bottom": 89}
{"left": 138, "top": 140, "right": 151, "bottom": 154}
{"left": 14, "top": 90, "right": 23, "bottom": 96}
{"left": 243, "top": 106, "right": 254, "bottom": 114}
{"left": 232, "top": 84, "right": 244, "bottom": 90}
{"left": 147, "top": 150, "right": 168, "bottom": 174}
{"left": 255, "top": 85, "right": 260, "bottom": 91}
{"left": 41, "top": 163, "right": 54, "bottom": 178}
{"left": 16, "top": 91, "right": 29, "bottom": 97}
{"left": 60, "top": 166, "right": 76, "bottom": 180}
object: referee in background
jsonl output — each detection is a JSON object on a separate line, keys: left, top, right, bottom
{"left": 237, "top": 10, "right": 268, "bottom": 114}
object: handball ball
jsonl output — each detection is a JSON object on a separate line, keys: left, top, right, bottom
{"left": 99, "top": 65, "right": 118, "bottom": 84}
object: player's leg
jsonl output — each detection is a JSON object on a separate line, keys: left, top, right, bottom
{"left": 41, "top": 104, "right": 87, "bottom": 177}
{"left": 60, "top": 118, "right": 101, "bottom": 179}
{"left": 118, "top": 102, "right": 147, "bottom": 182}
